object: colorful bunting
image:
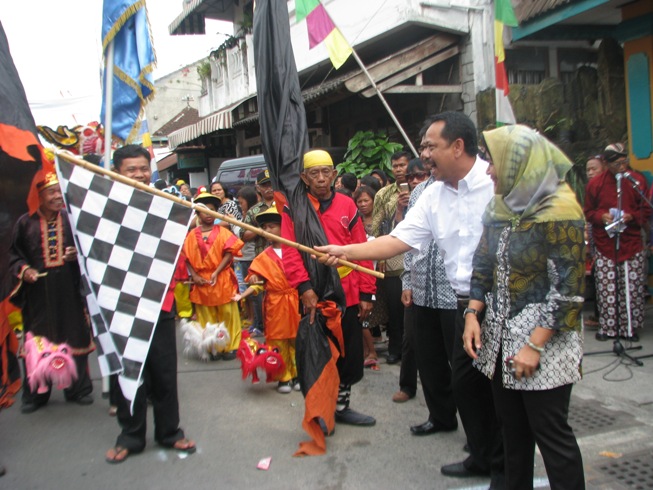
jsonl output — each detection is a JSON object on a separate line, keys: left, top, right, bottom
{"left": 295, "top": 0, "right": 352, "bottom": 69}
{"left": 494, "top": 0, "right": 518, "bottom": 126}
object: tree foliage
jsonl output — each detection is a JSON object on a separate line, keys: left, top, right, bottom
{"left": 336, "top": 131, "right": 404, "bottom": 178}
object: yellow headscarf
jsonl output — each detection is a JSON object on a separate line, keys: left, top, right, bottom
{"left": 482, "top": 125, "right": 583, "bottom": 227}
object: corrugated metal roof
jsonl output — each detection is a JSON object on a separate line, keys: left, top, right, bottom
{"left": 153, "top": 107, "right": 200, "bottom": 138}
{"left": 232, "top": 72, "right": 354, "bottom": 128}
{"left": 168, "top": 107, "right": 233, "bottom": 150}
{"left": 513, "top": 0, "right": 572, "bottom": 23}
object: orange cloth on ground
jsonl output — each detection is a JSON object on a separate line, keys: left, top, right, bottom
{"left": 183, "top": 225, "right": 244, "bottom": 306}
{"left": 293, "top": 300, "right": 342, "bottom": 457}
{"left": 246, "top": 247, "right": 300, "bottom": 340}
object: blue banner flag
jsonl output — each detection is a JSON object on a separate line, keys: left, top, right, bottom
{"left": 101, "top": 0, "right": 156, "bottom": 143}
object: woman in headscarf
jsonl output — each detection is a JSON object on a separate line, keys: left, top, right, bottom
{"left": 463, "top": 125, "right": 586, "bottom": 490}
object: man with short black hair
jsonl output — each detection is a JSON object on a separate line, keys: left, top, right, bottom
{"left": 370, "top": 150, "right": 411, "bottom": 365}
{"left": 317, "top": 112, "right": 504, "bottom": 488}
{"left": 105, "top": 144, "right": 195, "bottom": 464}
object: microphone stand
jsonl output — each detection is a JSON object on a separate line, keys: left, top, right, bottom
{"left": 585, "top": 172, "right": 644, "bottom": 365}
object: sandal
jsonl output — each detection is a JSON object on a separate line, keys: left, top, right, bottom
{"left": 105, "top": 445, "right": 130, "bottom": 464}
{"left": 172, "top": 438, "right": 197, "bottom": 454}
{"left": 364, "top": 358, "right": 380, "bottom": 370}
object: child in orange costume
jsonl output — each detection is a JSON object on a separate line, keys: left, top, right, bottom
{"left": 235, "top": 206, "right": 300, "bottom": 393}
{"left": 183, "top": 193, "right": 244, "bottom": 359}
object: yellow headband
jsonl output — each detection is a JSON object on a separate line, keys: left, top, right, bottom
{"left": 304, "top": 150, "right": 333, "bottom": 169}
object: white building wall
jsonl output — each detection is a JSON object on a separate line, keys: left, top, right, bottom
{"left": 202, "top": 0, "right": 495, "bottom": 118}
{"left": 148, "top": 61, "right": 205, "bottom": 134}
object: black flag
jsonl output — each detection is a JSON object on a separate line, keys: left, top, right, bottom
{"left": 253, "top": 0, "right": 346, "bottom": 455}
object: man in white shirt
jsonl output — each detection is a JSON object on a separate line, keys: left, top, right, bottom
{"left": 316, "top": 111, "right": 504, "bottom": 489}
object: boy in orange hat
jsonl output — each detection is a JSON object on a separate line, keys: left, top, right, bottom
{"left": 234, "top": 206, "right": 301, "bottom": 393}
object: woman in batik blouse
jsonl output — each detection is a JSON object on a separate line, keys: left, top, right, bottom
{"left": 463, "top": 125, "right": 586, "bottom": 490}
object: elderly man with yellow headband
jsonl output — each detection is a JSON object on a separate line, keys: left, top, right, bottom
{"left": 7, "top": 172, "right": 95, "bottom": 413}
{"left": 281, "top": 149, "right": 377, "bottom": 426}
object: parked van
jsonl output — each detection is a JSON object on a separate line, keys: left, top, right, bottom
{"left": 214, "top": 155, "right": 267, "bottom": 197}
{"left": 214, "top": 148, "right": 346, "bottom": 197}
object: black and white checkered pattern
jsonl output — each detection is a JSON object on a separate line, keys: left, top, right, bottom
{"left": 56, "top": 156, "right": 192, "bottom": 404}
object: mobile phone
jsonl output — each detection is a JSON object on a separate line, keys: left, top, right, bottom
{"left": 399, "top": 183, "right": 410, "bottom": 193}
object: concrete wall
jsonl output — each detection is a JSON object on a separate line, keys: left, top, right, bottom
{"left": 147, "top": 61, "right": 204, "bottom": 134}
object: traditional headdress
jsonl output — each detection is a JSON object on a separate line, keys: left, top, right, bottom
{"left": 36, "top": 172, "right": 59, "bottom": 192}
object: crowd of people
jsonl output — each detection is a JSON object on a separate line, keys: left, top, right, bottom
{"left": 7, "top": 108, "right": 651, "bottom": 488}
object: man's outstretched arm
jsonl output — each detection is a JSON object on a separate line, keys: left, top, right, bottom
{"left": 315, "top": 235, "right": 411, "bottom": 264}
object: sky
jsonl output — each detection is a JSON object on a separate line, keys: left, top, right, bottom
{"left": 0, "top": 1, "right": 231, "bottom": 127}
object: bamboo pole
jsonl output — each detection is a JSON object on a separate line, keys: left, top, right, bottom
{"left": 349, "top": 49, "right": 419, "bottom": 158}
{"left": 55, "top": 151, "right": 384, "bottom": 279}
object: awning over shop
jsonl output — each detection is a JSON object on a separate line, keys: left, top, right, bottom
{"left": 156, "top": 152, "right": 178, "bottom": 172}
{"left": 168, "top": 103, "right": 237, "bottom": 150}
{"left": 169, "top": 0, "right": 235, "bottom": 35}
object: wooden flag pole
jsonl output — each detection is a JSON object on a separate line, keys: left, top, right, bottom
{"left": 55, "top": 151, "right": 384, "bottom": 280}
{"left": 103, "top": 40, "right": 115, "bottom": 169}
{"left": 349, "top": 49, "right": 419, "bottom": 157}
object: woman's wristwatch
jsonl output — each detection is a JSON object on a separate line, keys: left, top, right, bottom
{"left": 462, "top": 307, "right": 479, "bottom": 318}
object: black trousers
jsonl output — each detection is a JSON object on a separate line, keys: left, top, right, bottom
{"left": 22, "top": 353, "right": 92, "bottom": 405}
{"left": 378, "top": 275, "right": 404, "bottom": 357}
{"left": 491, "top": 361, "right": 585, "bottom": 490}
{"left": 114, "top": 312, "right": 184, "bottom": 452}
{"left": 412, "top": 304, "right": 457, "bottom": 427}
{"left": 336, "top": 306, "right": 364, "bottom": 387}
{"left": 398, "top": 305, "right": 417, "bottom": 396}
{"left": 452, "top": 304, "right": 503, "bottom": 477}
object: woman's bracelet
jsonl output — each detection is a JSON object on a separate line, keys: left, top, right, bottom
{"left": 526, "top": 340, "right": 544, "bottom": 353}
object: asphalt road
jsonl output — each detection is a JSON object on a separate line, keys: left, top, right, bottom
{"left": 2, "top": 306, "right": 653, "bottom": 490}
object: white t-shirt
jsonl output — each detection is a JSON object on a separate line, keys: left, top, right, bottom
{"left": 391, "top": 157, "right": 494, "bottom": 296}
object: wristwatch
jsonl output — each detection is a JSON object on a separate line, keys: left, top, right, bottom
{"left": 462, "top": 307, "right": 479, "bottom": 318}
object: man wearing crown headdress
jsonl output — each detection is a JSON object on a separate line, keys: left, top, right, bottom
{"left": 6, "top": 172, "right": 95, "bottom": 413}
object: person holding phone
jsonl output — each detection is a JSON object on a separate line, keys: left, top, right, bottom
{"left": 464, "top": 125, "right": 586, "bottom": 489}
{"left": 370, "top": 151, "right": 411, "bottom": 365}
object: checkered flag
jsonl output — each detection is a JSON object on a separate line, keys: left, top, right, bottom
{"left": 55, "top": 156, "right": 192, "bottom": 407}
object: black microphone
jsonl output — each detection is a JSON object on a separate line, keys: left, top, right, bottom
{"left": 623, "top": 171, "right": 640, "bottom": 187}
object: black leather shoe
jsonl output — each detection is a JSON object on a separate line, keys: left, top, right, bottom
{"left": 386, "top": 354, "right": 401, "bottom": 365}
{"left": 595, "top": 332, "right": 616, "bottom": 341}
{"left": 621, "top": 333, "right": 640, "bottom": 342}
{"left": 21, "top": 400, "right": 46, "bottom": 414}
{"left": 318, "top": 418, "right": 335, "bottom": 437}
{"left": 440, "top": 461, "right": 490, "bottom": 478}
{"left": 410, "top": 420, "right": 457, "bottom": 436}
{"left": 21, "top": 403, "right": 39, "bottom": 414}
{"left": 75, "top": 395, "right": 94, "bottom": 406}
{"left": 489, "top": 472, "right": 506, "bottom": 489}
{"left": 335, "top": 407, "right": 376, "bottom": 426}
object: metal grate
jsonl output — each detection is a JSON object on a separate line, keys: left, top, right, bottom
{"left": 568, "top": 397, "right": 637, "bottom": 437}
{"left": 596, "top": 451, "right": 653, "bottom": 490}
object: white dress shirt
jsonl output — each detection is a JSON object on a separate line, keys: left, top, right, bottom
{"left": 391, "top": 157, "right": 494, "bottom": 296}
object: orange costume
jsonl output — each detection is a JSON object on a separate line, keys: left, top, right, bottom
{"left": 246, "top": 247, "right": 300, "bottom": 382}
{"left": 183, "top": 225, "right": 244, "bottom": 352}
